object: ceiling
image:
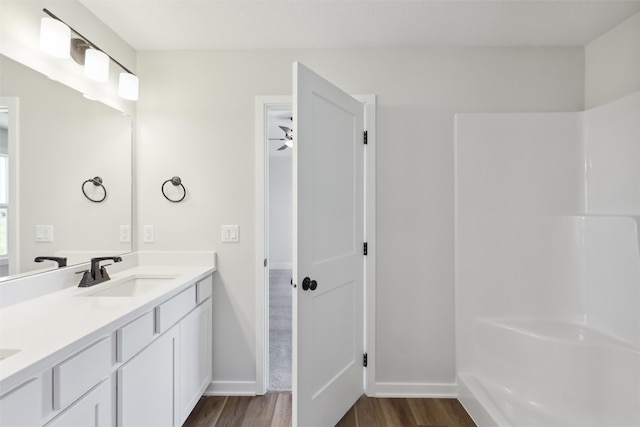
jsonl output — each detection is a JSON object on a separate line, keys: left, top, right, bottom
{"left": 79, "top": 0, "right": 640, "bottom": 51}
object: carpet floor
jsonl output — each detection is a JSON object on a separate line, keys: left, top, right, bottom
{"left": 269, "top": 269, "right": 292, "bottom": 391}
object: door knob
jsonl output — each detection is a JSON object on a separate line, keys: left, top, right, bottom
{"left": 302, "top": 277, "right": 318, "bottom": 291}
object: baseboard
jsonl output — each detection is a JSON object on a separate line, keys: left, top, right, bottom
{"left": 204, "top": 380, "right": 457, "bottom": 398}
{"left": 269, "top": 263, "right": 292, "bottom": 270}
{"left": 204, "top": 381, "right": 257, "bottom": 396}
{"left": 374, "top": 382, "right": 458, "bottom": 398}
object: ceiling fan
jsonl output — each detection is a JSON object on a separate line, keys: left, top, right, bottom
{"left": 269, "top": 122, "right": 294, "bottom": 151}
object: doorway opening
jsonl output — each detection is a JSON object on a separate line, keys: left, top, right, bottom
{"left": 266, "top": 105, "right": 293, "bottom": 391}
{"left": 254, "top": 93, "right": 377, "bottom": 399}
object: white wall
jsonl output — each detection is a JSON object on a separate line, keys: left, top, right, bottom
{"left": 136, "top": 47, "right": 584, "bottom": 392}
{"left": 268, "top": 156, "right": 292, "bottom": 270}
{"left": 585, "top": 12, "right": 640, "bottom": 109}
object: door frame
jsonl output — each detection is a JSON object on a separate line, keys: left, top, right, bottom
{"left": 254, "top": 94, "right": 377, "bottom": 395}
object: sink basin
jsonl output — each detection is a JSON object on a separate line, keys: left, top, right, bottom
{"left": 0, "top": 349, "right": 20, "bottom": 361}
{"left": 82, "top": 275, "right": 178, "bottom": 297}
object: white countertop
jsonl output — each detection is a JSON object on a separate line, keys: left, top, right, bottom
{"left": 0, "top": 262, "right": 215, "bottom": 394}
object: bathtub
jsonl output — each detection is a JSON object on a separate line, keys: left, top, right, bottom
{"left": 458, "top": 318, "right": 640, "bottom": 426}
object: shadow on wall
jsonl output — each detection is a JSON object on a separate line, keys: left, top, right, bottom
{"left": 211, "top": 271, "right": 256, "bottom": 394}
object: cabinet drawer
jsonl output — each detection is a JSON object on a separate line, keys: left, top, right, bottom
{"left": 196, "top": 275, "right": 213, "bottom": 304}
{"left": 53, "top": 337, "right": 111, "bottom": 410}
{"left": 156, "top": 286, "right": 196, "bottom": 333}
{"left": 117, "top": 311, "right": 155, "bottom": 363}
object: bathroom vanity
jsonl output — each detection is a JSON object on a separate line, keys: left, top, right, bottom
{"left": 0, "top": 252, "right": 216, "bottom": 426}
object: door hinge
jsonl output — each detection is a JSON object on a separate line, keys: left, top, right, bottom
{"left": 363, "top": 242, "right": 368, "bottom": 256}
{"left": 264, "top": 258, "right": 267, "bottom": 267}
{"left": 364, "top": 130, "right": 368, "bottom": 145}
{"left": 363, "top": 353, "right": 368, "bottom": 367}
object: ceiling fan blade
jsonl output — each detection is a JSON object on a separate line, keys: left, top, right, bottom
{"left": 277, "top": 144, "right": 289, "bottom": 151}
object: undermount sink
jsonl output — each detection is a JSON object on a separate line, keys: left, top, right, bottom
{"left": 81, "top": 275, "right": 179, "bottom": 297}
{"left": 0, "top": 349, "right": 20, "bottom": 361}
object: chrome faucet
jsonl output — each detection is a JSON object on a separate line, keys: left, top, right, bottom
{"left": 77, "top": 256, "right": 123, "bottom": 287}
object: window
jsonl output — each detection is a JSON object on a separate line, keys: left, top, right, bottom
{"left": 0, "top": 154, "right": 8, "bottom": 259}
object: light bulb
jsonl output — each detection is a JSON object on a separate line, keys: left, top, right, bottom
{"left": 118, "top": 73, "right": 139, "bottom": 101}
{"left": 84, "top": 49, "right": 109, "bottom": 82}
{"left": 39, "top": 17, "right": 70, "bottom": 58}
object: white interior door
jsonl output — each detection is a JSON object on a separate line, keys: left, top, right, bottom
{"left": 292, "top": 62, "right": 365, "bottom": 427}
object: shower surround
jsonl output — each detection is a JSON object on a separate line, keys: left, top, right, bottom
{"left": 455, "top": 93, "right": 640, "bottom": 426}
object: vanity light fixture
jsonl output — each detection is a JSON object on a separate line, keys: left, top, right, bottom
{"left": 41, "top": 8, "right": 139, "bottom": 101}
{"left": 39, "top": 17, "right": 71, "bottom": 58}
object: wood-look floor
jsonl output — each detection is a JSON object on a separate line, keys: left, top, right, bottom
{"left": 336, "top": 394, "right": 477, "bottom": 427}
{"left": 183, "top": 392, "right": 476, "bottom": 427}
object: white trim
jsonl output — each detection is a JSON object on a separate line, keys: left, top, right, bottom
{"left": 269, "top": 262, "right": 293, "bottom": 270}
{"left": 254, "top": 95, "right": 377, "bottom": 397}
{"left": 374, "top": 382, "right": 458, "bottom": 398}
{"left": 354, "top": 95, "right": 377, "bottom": 396}
{"left": 205, "top": 381, "right": 257, "bottom": 396}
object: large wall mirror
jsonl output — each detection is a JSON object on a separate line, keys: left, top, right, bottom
{"left": 0, "top": 54, "right": 132, "bottom": 280}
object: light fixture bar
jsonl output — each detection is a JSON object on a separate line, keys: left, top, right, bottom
{"left": 42, "top": 8, "right": 135, "bottom": 76}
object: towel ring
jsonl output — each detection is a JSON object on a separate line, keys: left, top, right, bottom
{"left": 162, "top": 176, "right": 186, "bottom": 202}
{"left": 82, "top": 176, "right": 107, "bottom": 203}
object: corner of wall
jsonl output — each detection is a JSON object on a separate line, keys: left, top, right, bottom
{"left": 585, "top": 12, "right": 640, "bottom": 109}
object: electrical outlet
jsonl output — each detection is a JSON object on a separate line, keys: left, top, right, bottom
{"left": 120, "top": 225, "right": 131, "bottom": 243}
{"left": 143, "top": 225, "right": 154, "bottom": 243}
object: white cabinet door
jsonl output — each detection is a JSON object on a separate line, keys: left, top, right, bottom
{"left": 0, "top": 378, "right": 41, "bottom": 426}
{"left": 46, "top": 379, "right": 111, "bottom": 427}
{"left": 118, "top": 325, "right": 178, "bottom": 427}
{"left": 178, "top": 300, "right": 212, "bottom": 424}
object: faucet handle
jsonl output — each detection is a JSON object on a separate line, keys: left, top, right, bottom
{"left": 99, "top": 266, "right": 112, "bottom": 281}
{"left": 91, "top": 256, "right": 123, "bottom": 263}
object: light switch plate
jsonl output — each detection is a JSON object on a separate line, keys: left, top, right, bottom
{"left": 221, "top": 225, "right": 239, "bottom": 243}
{"left": 120, "top": 225, "right": 131, "bottom": 243}
{"left": 143, "top": 225, "right": 154, "bottom": 243}
{"left": 35, "top": 225, "right": 53, "bottom": 242}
